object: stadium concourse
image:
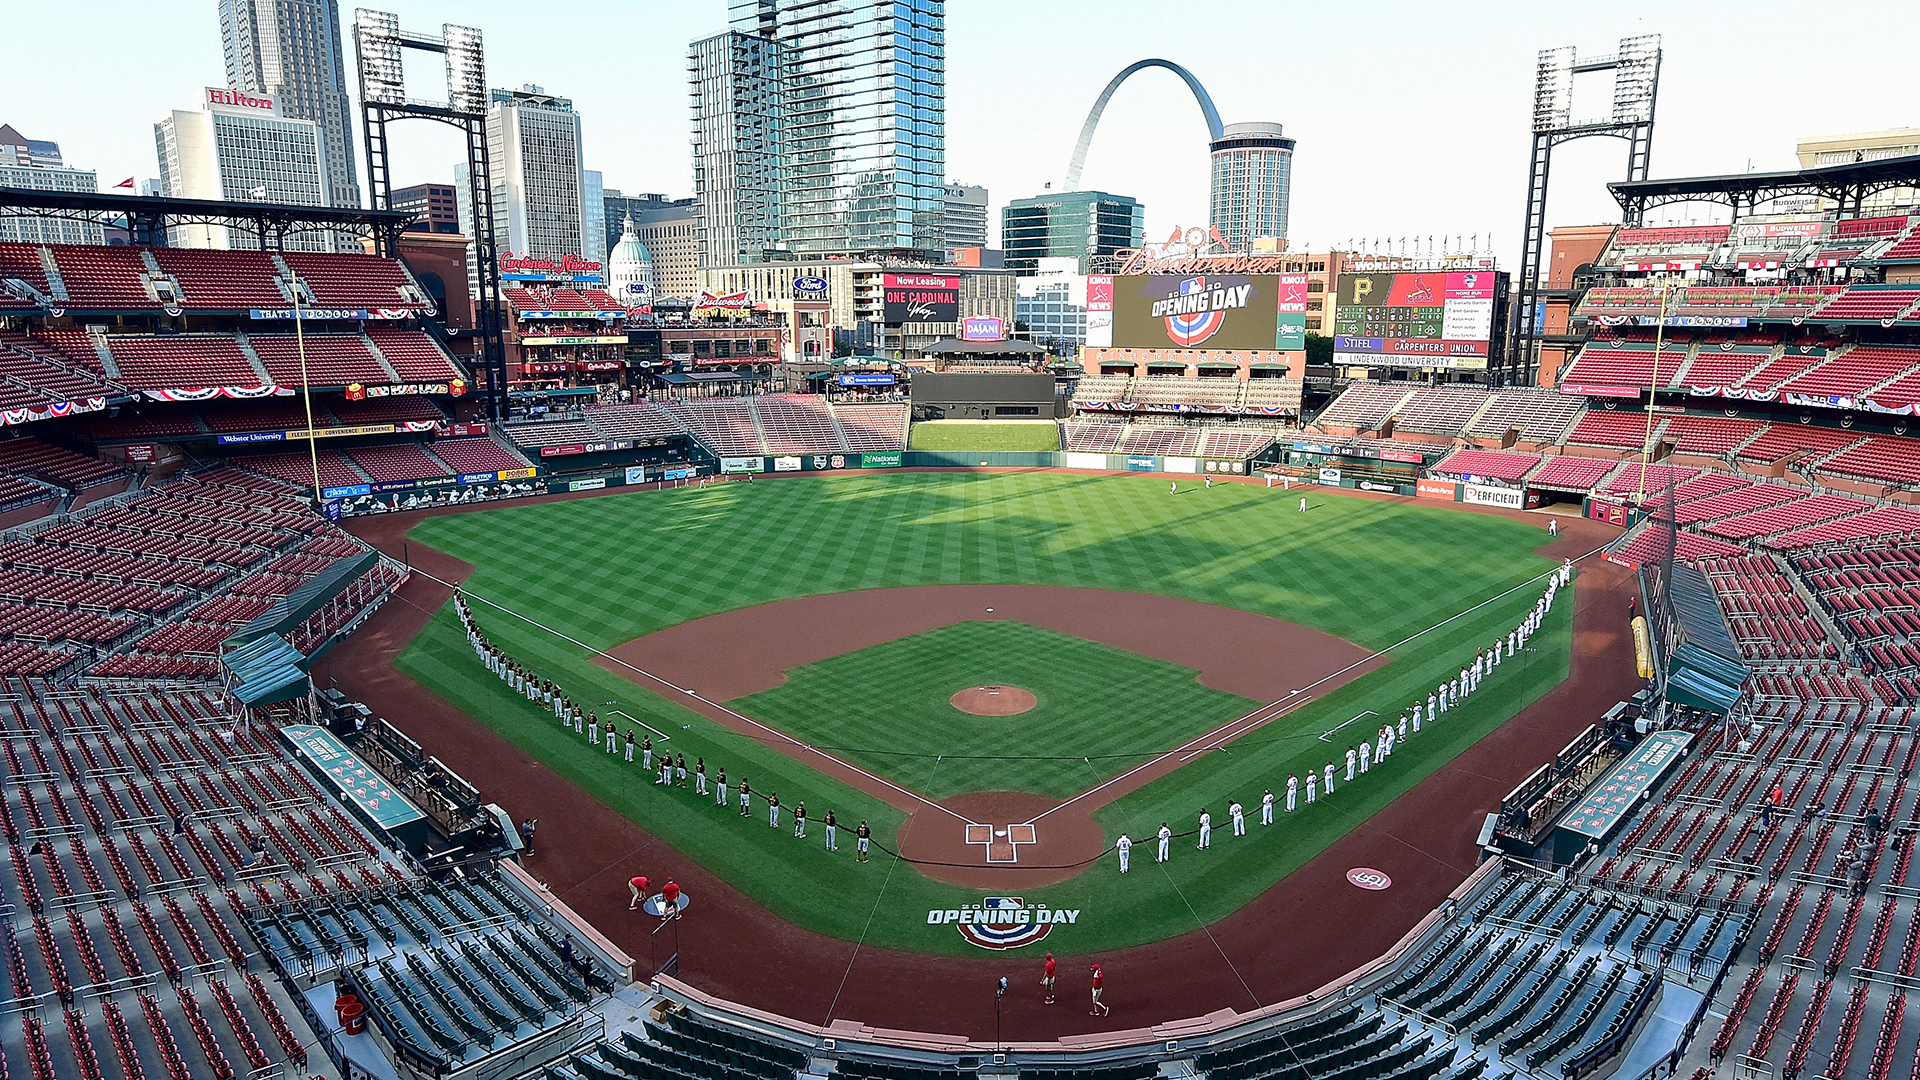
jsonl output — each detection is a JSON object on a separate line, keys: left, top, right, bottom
{"left": 3, "top": 210, "right": 1920, "bottom": 1080}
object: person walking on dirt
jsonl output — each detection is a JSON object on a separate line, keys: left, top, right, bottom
{"left": 1043, "top": 953, "right": 1057, "bottom": 1003}
{"left": 856, "top": 820, "right": 871, "bottom": 861}
{"left": 1090, "top": 965, "right": 1109, "bottom": 1016}
{"left": 519, "top": 818, "right": 536, "bottom": 856}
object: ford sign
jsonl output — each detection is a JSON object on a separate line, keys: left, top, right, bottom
{"left": 793, "top": 276, "right": 828, "bottom": 297}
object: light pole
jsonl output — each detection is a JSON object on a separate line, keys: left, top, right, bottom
{"left": 290, "top": 271, "right": 323, "bottom": 507}
{"left": 1636, "top": 280, "right": 1680, "bottom": 504}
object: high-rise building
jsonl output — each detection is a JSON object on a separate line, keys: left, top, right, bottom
{"left": 392, "top": 182, "right": 460, "bottom": 233}
{"left": 1015, "top": 257, "right": 1093, "bottom": 351}
{"left": 454, "top": 85, "right": 587, "bottom": 292}
{"left": 1002, "top": 191, "right": 1144, "bottom": 274}
{"left": 692, "top": 0, "right": 945, "bottom": 259}
{"left": 1209, "top": 121, "right": 1294, "bottom": 253}
{"left": 218, "top": 0, "right": 360, "bottom": 209}
{"left": 630, "top": 199, "right": 701, "bottom": 301}
{"left": 0, "top": 125, "right": 103, "bottom": 245}
{"left": 688, "top": 31, "right": 786, "bottom": 266}
{"left": 1797, "top": 128, "right": 1920, "bottom": 214}
{"left": 154, "top": 88, "right": 332, "bottom": 249}
{"left": 943, "top": 182, "right": 989, "bottom": 250}
{"left": 582, "top": 169, "right": 606, "bottom": 264}
{"left": 602, "top": 190, "right": 685, "bottom": 254}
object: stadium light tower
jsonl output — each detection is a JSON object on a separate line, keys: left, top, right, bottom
{"left": 1510, "top": 35, "right": 1661, "bottom": 386}
{"left": 353, "top": 10, "right": 508, "bottom": 421}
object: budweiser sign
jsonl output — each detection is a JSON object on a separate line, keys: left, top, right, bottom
{"left": 498, "top": 252, "right": 603, "bottom": 274}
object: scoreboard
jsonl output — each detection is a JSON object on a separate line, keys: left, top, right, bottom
{"left": 1332, "top": 271, "right": 1502, "bottom": 370}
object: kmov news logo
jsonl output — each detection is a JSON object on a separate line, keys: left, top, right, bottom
{"left": 928, "top": 897, "right": 1081, "bottom": 950}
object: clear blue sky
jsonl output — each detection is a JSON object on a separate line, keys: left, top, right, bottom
{"left": 8, "top": 0, "right": 1916, "bottom": 266}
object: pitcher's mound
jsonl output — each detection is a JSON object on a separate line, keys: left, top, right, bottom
{"left": 950, "top": 685, "right": 1037, "bottom": 716}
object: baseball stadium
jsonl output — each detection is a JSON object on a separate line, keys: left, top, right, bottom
{"left": 5, "top": 30, "right": 1920, "bottom": 1080}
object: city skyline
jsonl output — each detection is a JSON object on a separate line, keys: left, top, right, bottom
{"left": 5, "top": 0, "right": 1918, "bottom": 269}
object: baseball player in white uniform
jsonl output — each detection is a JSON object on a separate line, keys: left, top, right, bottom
{"left": 1262, "top": 789, "right": 1275, "bottom": 825}
{"left": 1305, "top": 771, "right": 1317, "bottom": 804}
{"left": 1345, "top": 746, "right": 1357, "bottom": 781}
{"left": 1197, "top": 810, "right": 1212, "bottom": 849}
{"left": 1230, "top": 801, "right": 1245, "bottom": 836}
{"left": 1358, "top": 740, "right": 1371, "bottom": 774}
{"left": 1287, "top": 775, "right": 1299, "bottom": 812}
{"left": 1156, "top": 823, "right": 1172, "bottom": 862}
{"left": 1116, "top": 834, "right": 1132, "bottom": 873}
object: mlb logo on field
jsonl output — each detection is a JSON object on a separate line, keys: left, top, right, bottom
{"left": 934, "top": 896, "right": 1059, "bottom": 950}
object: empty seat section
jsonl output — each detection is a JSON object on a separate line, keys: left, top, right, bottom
{"left": 364, "top": 329, "right": 462, "bottom": 381}
{"left": 344, "top": 444, "right": 451, "bottom": 484}
{"left": 431, "top": 439, "right": 529, "bottom": 474}
{"left": 105, "top": 336, "right": 262, "bottom": 390}
{"left": 149, "top": 248, "right": 288, "bottom": 309}
{"left": 247, "top": 335, "right": 390, "bottom": 387}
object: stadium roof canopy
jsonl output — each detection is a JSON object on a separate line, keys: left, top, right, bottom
{"left": 0, "top": 187, "right": 418, "bottom": 250}
{"left": 1609, "top": 154, "right": 1920, "bottom": 220}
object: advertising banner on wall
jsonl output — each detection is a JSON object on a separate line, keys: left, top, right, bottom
{"left": 1462, "top": 483, "right": 1526, "bottom": 509}
{"left": 720, "top": 456, "right": 766, "bottom": 474}
{"left": 1112, "top": 274, "right": 1280, "bottom": 350}
{"left": 1085, "top": 275, "right": 1114, "bottom": 348}
{"left": 882, "top": 274, "right": 960, "bottom": 324}
{"left": 1333, "top": 271, "right": 1499, "bottom": 369}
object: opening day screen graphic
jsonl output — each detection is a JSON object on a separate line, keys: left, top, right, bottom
{"left": 1332, "top": 271, "right": 1498, "bottom": 369}
{"left": 1112, "top": 274, "right": 1298, "bottom": 350}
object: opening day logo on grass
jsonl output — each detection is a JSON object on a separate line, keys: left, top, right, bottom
{"left": 928, "top": 897, "right": 1080, "bottom": 950}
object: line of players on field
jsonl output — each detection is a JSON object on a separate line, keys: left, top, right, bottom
{"left": 1112, "top": 559, "right": 1573, "bottom": 872}
{"left": 452, "top": 591, "right": 876, "bottom": 862}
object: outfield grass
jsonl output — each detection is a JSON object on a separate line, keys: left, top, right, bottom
{"left": 396, "top": 472, "right": 1573, "bottom": 954}
{"left": 732, "top": 621, "right": 1261, "bottom": 799}
{"left": 907, "top": 419, "right": 1060, "bottom": 451}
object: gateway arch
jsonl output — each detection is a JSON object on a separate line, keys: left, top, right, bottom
{"left": 1064, "top": 58, "right": 1224, "bottom": 190}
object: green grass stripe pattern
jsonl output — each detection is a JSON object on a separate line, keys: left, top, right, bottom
{"left": 397, "top": 472, "right": 1573, "bottom": 955}
{"left": 907, "top": 420, "right": 1061, "bottom": 451}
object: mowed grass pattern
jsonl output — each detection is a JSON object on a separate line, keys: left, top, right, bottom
{"left": 733, "top": 621, "right": 1262, "bottom": 799}
{"left": 907, "top": 420, "right": 1061, "bottom": 451}
{"left": 397, "top": 472, "right": 1573, "bottom": 954}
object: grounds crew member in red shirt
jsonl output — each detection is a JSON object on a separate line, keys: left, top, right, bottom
{"left": 628, "top": 875, "right": 648, "bottom": 910}
{"left": 1042, "top": 953, "right": 1057, "bottom": 1004}
{"left": 1090, "top": 964, "right": 1109, "bottom": 1016}
{"left": 660, "top": 879, "right": 680, "bottom": 920}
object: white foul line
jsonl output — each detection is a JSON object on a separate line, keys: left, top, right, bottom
{"left": 609, "top": 710, "right": 672, "bottom": 743}
{"left": 1023, "top": 543, "right": 1607, "bottom": 827}
{"left": 424, "top": 568, "right": 978, "bottom": 827}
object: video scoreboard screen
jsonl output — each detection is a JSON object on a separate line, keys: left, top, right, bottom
{"left": 1332, "top": 271, "right": 1501, "bottom": 370}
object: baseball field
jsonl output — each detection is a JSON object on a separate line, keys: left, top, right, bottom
{"left": 393, "top": 471, "right": 1572, "bottom": 956}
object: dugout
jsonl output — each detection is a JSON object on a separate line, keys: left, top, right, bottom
{"left": 911, "top": 370, "right": 1063, "bottom": 420}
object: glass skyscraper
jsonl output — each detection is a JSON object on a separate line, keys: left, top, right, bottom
{"left": 218, "top": 0, "right": 361, "bottom": 210}
{"left": 1209, "top": 122, "right": 1295, "bottom": 253}
{"left": 1002, "top": 191, "right": 1144, "bottom": 274}
{"left": 698, "top": 0, "right": 946, "bottom": 258}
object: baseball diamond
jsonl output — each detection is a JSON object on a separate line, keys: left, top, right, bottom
{"left": 340, "top": 472, "right": 1583, "bottom": 958}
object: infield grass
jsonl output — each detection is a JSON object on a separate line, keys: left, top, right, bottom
{"left": 733, "top": 621, "right": 1261, "bottom": 799}
{"left": 907, "top": 419, "right": 1061, "bottom": 451}
{"left": 396, "top": 471, "right": 1575, "bottom": 955}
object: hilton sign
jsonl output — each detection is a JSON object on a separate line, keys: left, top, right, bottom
{"left": 205, "top": 87, "right": 276, "bottom": 112}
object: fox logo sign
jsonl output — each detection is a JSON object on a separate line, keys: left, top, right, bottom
{"left": 928, "top": 897, "right": 1080, "bottom": 950}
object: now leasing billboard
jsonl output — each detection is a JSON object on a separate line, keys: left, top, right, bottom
{"left": 1333, "top": 271, "right": 1501, "bottom": 370}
